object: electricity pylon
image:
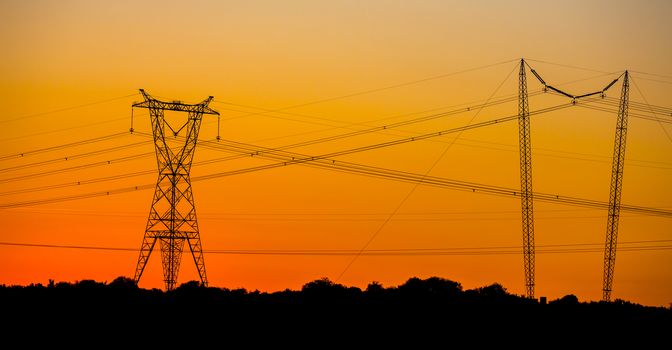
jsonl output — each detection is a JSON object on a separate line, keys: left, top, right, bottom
{"left": 518, "top": 59, "right": 535, "bottom": 299}
{"left": 603, "top": 71, "right": 629, "bottom": 301}
{"left": 132, "top": 89, "right": 219, "bottom": 290}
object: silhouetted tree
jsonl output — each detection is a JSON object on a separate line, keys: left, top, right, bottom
{"left": 366, "top": 281, "right": 384, "bottom": 293}
{"left": 176, "top": 280, "right": 203, "bottom": 291}
{"left": 302, "top": 277, "right": 339, "bottom": 291}
{"left": 398, "top": 277, "right": 462, "bottom": 298}
{"left": 551, "top": 294, "right": 579, "bottom": 305}
{"left": 108, "top": 276, "right": 138, "bottom": 290}
{"left": 75, "top": 279, "right": 105, "bottom": 289}
{"left": 0, "top": 274, "right": 669, "bottom": 338}
{"left": 474, "top": 283, "right": 509, "bottom": 299}
{"left": 301, "top": 277, "right": 359, "bottom": 303}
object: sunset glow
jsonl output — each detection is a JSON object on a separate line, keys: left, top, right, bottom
{"left": 1, "top": 0, "right": 670, "bottom": 306}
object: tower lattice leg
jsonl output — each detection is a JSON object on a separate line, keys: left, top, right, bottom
{"left": 603, "top": 72, "right": 629, "bottom": 302}
{"left": 518, "top": 59, "right": 536, "bottom": 299}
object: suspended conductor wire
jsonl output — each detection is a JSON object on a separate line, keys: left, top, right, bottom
{"left": 0, "top": 93, "right": 138, "bottom": 124}
{"left": 0, "top": 93, "right": 531, "bottom": 185}
{"left": 213, "top": 59, "right": 519, "bottom": 122}
{"left": 0, "top": 240, "right": 670, "bottom": 256}
{"left": 0, "top": 132, "right": 129, "bottom": 161}
{"left": 336, "top": 62, "right": 519, "bottom": 281}
{"left": 630, "top": 75, "right": 672, "bottom": 143}
{"left": 4, "top": 102, "right": 671, "bottom": 217}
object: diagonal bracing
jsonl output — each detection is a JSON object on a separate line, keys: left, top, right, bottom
{"left": 132, "top": 89, "right": 219, "bottom": 290}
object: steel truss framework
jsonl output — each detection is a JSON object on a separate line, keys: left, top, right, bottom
{"left": 603, "top": 72, "right": 629, "bottom": 301}
{"left": 132, "top": 89, "right": 219, "bottom": 290}
{"left": 518, "top": 60, "right": 536, "bottom": 299}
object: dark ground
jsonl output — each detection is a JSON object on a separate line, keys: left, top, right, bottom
{"left": 2, "top": 276, "right": 669, "bottom": 343}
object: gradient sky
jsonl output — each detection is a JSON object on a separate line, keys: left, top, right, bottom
{"left": 0, "top": 0, "right": 670, "bottom": 306}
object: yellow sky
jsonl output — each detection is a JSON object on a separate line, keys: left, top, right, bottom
{"left": 0, "top": 0, "right": 670, "bottom": 306}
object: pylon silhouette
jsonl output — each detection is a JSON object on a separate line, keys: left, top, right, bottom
{"left": 132, "top": 89, "right": 219, "bottom": 290}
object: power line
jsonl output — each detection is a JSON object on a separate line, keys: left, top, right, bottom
{"left": 3, "top": 86, "right": 668, "bottom": 189}
{"left": 576, "top": 103, "right": 672, "bottom": 125}
{"left": 0, "top": 151, "right": 153, "bottom": 185}
{"left": 525, "top": 58, "right": 613, "bottom": 74}
{"left": 3, "top": 101, "right": 670, "bottom": 217}
{"left": 0, "top": 93, "right": 531, "bottom": 191}
{"left": 629, "top": 70, "right": 672, "bottom": 81}
{"left": 336, "top": 62, "right": 518, "bottom": 281}
{"left": 213, "top": 59, "right": 519, "bottom": 121}
{"left": 1, "top": 206, "right": 629, "bottom": 217}
{"left": 4, "top": 119, "right": 667, "bottom": 199}
{"left": 211, "top": 95, "right": 526, "bottom": 155}
{"left": 0, "top": 91, "right": 526, "bottom": 185}
{"left": 210, "top": 70, "right": 621, "bottom": 145}
{"left": 541, "top": 91, "right": 672, "bottom": 123}
{"left": 630, "top": 76, "right": 672, "bottom": 144}
{"left": 0, "top": 169, "right": 155, "bottom": 197}
{"left": 0, "top": 93, "right": 138, "bottom": 124}
{"left": 1, "top": 240, "right": 670, "bottom": 256}
{"left": 0, "top": 114, "right": 137, "bottom": 143}
{"left": 0, "top": 93, "right": 523, "bottom": 181}
{"left": 0, "top": 140, "right": 151, "bottom": 173}
{"left": 200, "top": 129, "right": 672, "bottom": 217}
{"left": 0, "top": 132, "right": 130, "bottom": 161}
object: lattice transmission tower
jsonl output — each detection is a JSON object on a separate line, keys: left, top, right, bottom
{"left": 132, "top": 89, "right": 219, "bottom": 290}
{"left": 603, "top": 71, "right": 629, "bottom": 301}
{"left": 517, "top": 59, "right": 536, "bottom": 299}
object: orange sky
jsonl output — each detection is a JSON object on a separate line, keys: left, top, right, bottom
{"left": 1, "top": 0, "right": 671, "bottom": 306}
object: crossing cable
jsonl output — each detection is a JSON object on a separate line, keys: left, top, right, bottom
{"left": 2, "top": 138, "right": 670, "bottom": 216}
{"left": 0, "top": 151, "right": 153, "bottom": 185}
{"left": 0, "top": 103, "right": 582, "bottom": 208}
{"left": 629, "top": 76, "right": 672, "bottom": 143}
{"left": 4, "top": 101, "right": 671, "bottom": 216}
{"left": 208, "top": 126, "right": 672, "bottom": 217}
{"left": 0, "top": 132, "right": 129, "bottom": 162}
{"left": 2, "top": 103, "right": 670, "bottom": 217}
{"left": 4, "top": 104, "right": 668, "bottom": 198}
{"left": 334, "top": 63, "right": 519, "bottom": 280}
{"left": 569, "top": 97, "right": 672, "bottom": 125}
{"left": 0, "top": 140, "right": 152, "bottom": 173}
{"left": 183, "top": 101, "right": 671, "bottom": 217}
{"left": 0, "top": 93, "right": 138, "bottom": 125}
{"left": 0, "top": 240, "right": 670, "bottom": 256}
{"left": 8, "top": 71, "right": 666, "bottom": 178}
{"left": 209, "top": 70, "right": 622, "bottom": 146}
{"left": 569, "top": 96, "right": 672, "bottom": 123}
{"left": 0, "top": 93, "right": 534, "bottom": 184}
{"left": 211, "top": 59, "right": 519, "bottom": 122}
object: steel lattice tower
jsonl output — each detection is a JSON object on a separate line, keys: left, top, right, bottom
{"left": 132, "top": 89, "right": 219, "bottom": 290}
{"left": 518, "top": 59, "right": 535, "bottom": 299}
{"left": 603, "top": 71, "right": 629, "bottom": 301}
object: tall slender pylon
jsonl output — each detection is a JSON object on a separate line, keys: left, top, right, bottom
{"left": 603, "top": 71, "right": 629, "bottom": 301}
{"left": 518, "top": 59, "right": 535, "bottom": 299}
{"left": 132, "top": 89, "right": 219, "bottom": 290}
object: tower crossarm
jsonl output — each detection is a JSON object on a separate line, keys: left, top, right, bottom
{"left": 133, "top": 89, "right": 220, "bottom": 115}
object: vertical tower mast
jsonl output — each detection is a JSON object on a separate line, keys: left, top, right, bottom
{"left": 518, "top": 59, "right": 536, "bottom": 299}
{"left": 132, "top": 89, "right": 219, "bottom": 290}
{"left": 603, "top": 71, "right": 629, "bottom": 301}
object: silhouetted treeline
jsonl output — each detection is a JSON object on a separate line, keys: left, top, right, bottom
{"left": 1, "top": 276, "right": 669, "bottom": 341}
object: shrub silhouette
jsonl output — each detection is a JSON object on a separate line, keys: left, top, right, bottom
{"left": 474, "top": 283, "right": 509, "bottom": 298}
{"left": 398, "top": 276, "right": 462, "bottom": 298}
{"left": 0, "top": 274, "right": 669, "bottom": 337}
{"left": 108, "top": 276, "right": 138, "bottom": 290}
{"left": 551, "top": 294, "right": 579, "bottom": 305}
